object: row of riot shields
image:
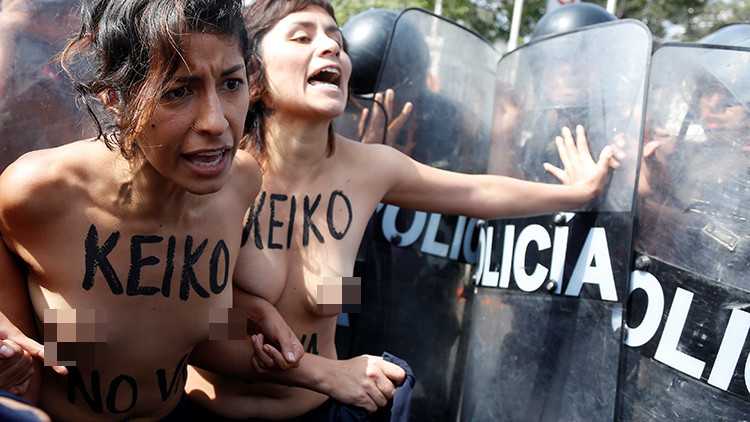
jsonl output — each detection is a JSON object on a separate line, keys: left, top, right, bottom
{"left": 3, "top": 3, "right": 750, "bottom": 421}
{"left": 334, "top": 8, "right": 750, "bottom": 422}
{"left": 621, "top": 43, "right": 750, "bottom": 421}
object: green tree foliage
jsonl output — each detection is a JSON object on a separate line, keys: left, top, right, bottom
{"left": 617, "top": 0, "right": 707, "bottom": 41}
{"left": 333, "top": 0, "right": 748, "bottom": 46}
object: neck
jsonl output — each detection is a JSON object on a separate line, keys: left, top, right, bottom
{"left": 264, "top": 112, "right": 333, "bottom": 175}
{"left": 115, "top": 153, "right": 196, "bottom": 222}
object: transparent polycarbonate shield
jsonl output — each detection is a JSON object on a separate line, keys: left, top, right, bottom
{"left": 371, "top": 8, "right": 500, "bottom": 174}
{"left": 622, "top": 43, "right": 750, "bottom": 421}
{"left": 343, "top": 9, "right": 500, "bottom": 422}
{"left": 0, "top": 1, "right": 93, "bottom": 172}
{"left": 459, "top": 20, "right": 651, "bottom": 422}
{"left": 636, "top": 44, "right": 750, "bottom": 291}
{"left": 491, "top": 20, "right": 650, "bottom": 213}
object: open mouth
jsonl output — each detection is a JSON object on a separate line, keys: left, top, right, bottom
{"left": 308, "top": 67, "right": 341, "bottom": 89}
{"left": 185, "top": 149, "right": 226, "bottom": 168}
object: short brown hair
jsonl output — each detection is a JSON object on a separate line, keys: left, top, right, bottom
{"left": 243, "top": 0, "right": 340, "bottom": 170}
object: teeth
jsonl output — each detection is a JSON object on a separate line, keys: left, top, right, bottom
{"left": 190, "top": 150, "right": 224, "bottom": 167}
{"left": 196, "top": 151, "right": 221, "bottom": 157}
{"left": 309, "top": 67, "right": 341, "bottom": 87}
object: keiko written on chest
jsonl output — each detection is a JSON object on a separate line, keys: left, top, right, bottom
{"left": 82, "top": 224, "right": 230, "bottom": 300}
{"left": 243, "top": 190, "right": 353, "bottom": 250}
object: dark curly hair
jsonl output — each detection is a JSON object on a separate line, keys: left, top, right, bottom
{"left": 61, "top": 0, "right": 251, "bottom": 158}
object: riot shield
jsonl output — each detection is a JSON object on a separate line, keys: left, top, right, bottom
{"left": 621, "top": 43, "right": 750, "bottom": 421}
{"left": 459, "top": 20, "right": 651, "bottom": 421}
{"left": 342, "top": 9, "right": 501, "bottom": 422}
{"left": 0, "top": 1, "right": 92, "bottom": 172}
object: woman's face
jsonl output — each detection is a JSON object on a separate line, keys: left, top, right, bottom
{"left": 137, "top": 32, "right": 249, "bottom": 195}
{"left": 259, "top": 5, "right": 351, "bottom": 120}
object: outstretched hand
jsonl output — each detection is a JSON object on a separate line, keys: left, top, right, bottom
{"left": 360, "top": 89, "right": 412, "bottom": 146}
{"left": 543, "top": 125, "right": 619, "bottom": 198}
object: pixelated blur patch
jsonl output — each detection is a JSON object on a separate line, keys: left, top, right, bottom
{"left": 43, "top": 308, "right": 107, "bottom": 367}
{"left": 209, "top": 308, "right": 247, "bottom": 341}
{"left": 317, "top": 277, "right": 361, "bottom": 314}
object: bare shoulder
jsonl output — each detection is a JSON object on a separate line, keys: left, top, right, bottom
{"left": 226, "top": 149, "right": 262, "bottom": 205}
{"left": 334, "top": 135, "right": 411, "bottom": 175}
{"left": 0, "top": 140, "right": 102, "bottom": 222}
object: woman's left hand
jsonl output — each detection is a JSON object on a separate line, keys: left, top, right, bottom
{"left": 543, "top": 125, "right": 619, "bottom": 198}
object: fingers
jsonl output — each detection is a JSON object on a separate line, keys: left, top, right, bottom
{"left": 388, "top": 102, "right": 412, "bottom": 133}
{"left": 250, "top": 334, "right": 277, "bottom": 372}
{"left": 0, "top": 339, "right": 21, "bottom": 359}
{"left": 7, "top": 331, "right": 67, "bottom": 375}
{"left": 381, "top": 360, "right": 406, "bottom": 386}
{"left": 543, "top": 162, "right": 566, "bottom": 182}
{"left": 278, "top": 331, "right": 303, "bottom": 366}
{"left": 366, "top": 382, "right": 390, "bottom": 410}
{"left": 574, "top": 125, "right": 591, "bottom": 157}
{"left": 642, "top": 140, "right": 662, "bottom": 158}
{"left": 0, "top": 340, "right": 34, "bottom": 393}
{"left": 360, "top": 93, "right": 386, "bottom": 144}
{"left": 357, "top": 107, "right": 369, "bottom": 138}
{"left": 250, "top": 333, "right": 301, "bottom": 372}
{"left": 598, "top": 145, "right": 618, "bottom": 169}
{"left": 382, "top": 89, "right": 394, "bottom": 112}
{"left": 555, "top": 128, "right": 573, "bottom": 170}
{"left": 8, "top": 377, "right": 31, "bottom": 396}
{"left": 370, "top": 92, "right": 385, "bottom": 126}
{"left": 367, "top": 359, "right": 404, "bottom": 411}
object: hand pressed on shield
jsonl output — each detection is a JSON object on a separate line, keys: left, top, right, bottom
{"left": 360, "top": 88, "right": 412, "bottom": 146}
{"left": 543, "top": 125, "right": 619, "bottom": 198}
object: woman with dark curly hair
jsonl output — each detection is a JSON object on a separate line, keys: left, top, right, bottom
{"left": 0, "top": 0, "right": 280, "bottom": 420}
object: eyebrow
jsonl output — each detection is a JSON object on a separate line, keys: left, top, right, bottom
{"left": 289, "top": 21, "right": 343, "bottom": 39}
{"left": 175, "top": 64, "right": 245, "bottom": 83}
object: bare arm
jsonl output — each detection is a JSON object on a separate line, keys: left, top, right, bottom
{"left": 380, "top": 125, "right": 617, "bottom": 219}
{"left": 189, "top": 288, "right": 303, "bottom": 376}
{"left": 0, "top": 236, "right": 46, "bottom": 402}
{"left": 190, "top": 287, "right": 405, "bottom": 413}
{"left": 0, "top": 151, "right": 73, "bottom": 402}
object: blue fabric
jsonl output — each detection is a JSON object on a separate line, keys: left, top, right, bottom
{"left": 379, "top": 352, "right": 414, "bottom": 422}
{"left": 0, "top": 390, "right": 47, "bottom": 422}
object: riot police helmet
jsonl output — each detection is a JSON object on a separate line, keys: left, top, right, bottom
{"left": 531, "top": 2, "right": 617, "bottom": 40}
{"left": 341, "top": 9, "right": 398, "bottom": 95}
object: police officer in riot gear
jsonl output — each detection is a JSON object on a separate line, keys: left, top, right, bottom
{"left": 513, "top": 3, "right": 618, "bottom": 185}
{"left": 341, "top": 8, "right": 477, "bottom": 171}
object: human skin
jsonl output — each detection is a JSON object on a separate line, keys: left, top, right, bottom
{"left": 185, "top": 4, "right": 616, "bottom": 420}
{"left": 0, "top": 32, "right": 261, "bottom": 421}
